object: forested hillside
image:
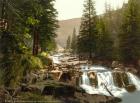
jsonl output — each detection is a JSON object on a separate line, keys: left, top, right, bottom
{"left": 56, "top": 5, "right": 125, "bottom": 48}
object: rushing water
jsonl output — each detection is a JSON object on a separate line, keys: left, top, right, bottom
{"left": 82, "top": 72, "right": 90, "bottom": 85}
{"left": 80, "top": 66, "right": 140, "bottom": 103}
{"left": 51, "top": 54, "right": 140, "bottom": 103}
{"left": 127, "top": 73, "right": 140, "bottom": 90}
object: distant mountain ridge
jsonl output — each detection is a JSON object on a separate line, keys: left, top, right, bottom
{"left": 55, "top": 5, "right": 125, "bottom": 48}
{"left": 55, "top": 18, "right": 81, "bottom": 48}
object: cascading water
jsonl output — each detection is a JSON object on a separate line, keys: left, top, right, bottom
{"left": 120, "top": 73, "right": 140, "bottom": 103}
{"left": 82, "top": 72, "right": 90, "bottom": 85}
{"left": 80, "top": 65, "right": 140, "bottom": 103}
{"left": 127, "top": 72, "right": 140, "bottom": 90}
{"left": 97, "top": 72, "right": 115, "bottom": 89}
{"left": 80, "top": 66, "right": 96, "bottom": 94}
{"left": 51, "top": 53, "right": 140, "bottom": 103}
{"left": 81, "top": 66, "right": 89, "bottom": 85}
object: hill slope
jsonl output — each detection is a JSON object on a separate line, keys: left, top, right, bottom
{"left": 56, "top": 18, "right": 81, "bottom": 48}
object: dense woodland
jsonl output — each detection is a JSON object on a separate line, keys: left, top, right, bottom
{"left": 0, "top": 0, "right": 58, "bottom": 87}
{"left": 0, "top": 0, "right": 140, "bottom": 102}
{"left": 67, "top": 0, "right": 140, "bottom": 67}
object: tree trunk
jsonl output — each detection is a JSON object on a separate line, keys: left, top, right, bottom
{"left": 33, "top": 26, "right": 39, "bottom": 55}
{"left": 1, "top": 0, "right": 7, "bottom": 19}
{"left": 1, "top": 0, "right": 8, "bottom": 30}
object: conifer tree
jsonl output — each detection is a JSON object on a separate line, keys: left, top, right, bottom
{"left": 119, "top": 0, "right": 140, "bottom": 64}
{"left": 0, "top": 0, "right": 58, "bottom": 87}
{"left": 71, "top": 28, "right": 77, "bottom": 54}
{"left": 77, "top": 0, "right": 97, "bottom": 59}
{"left": 96, "top": 18, "right": 113, "bottom": 60}
{"left": 21, "top": 0, "right": 58, "bottom": 54}
{"left": 66, "top": 35, "right": 71, "bottom": 50}
{"left": 39, "top": 0, "right": 58, "bottom": 52}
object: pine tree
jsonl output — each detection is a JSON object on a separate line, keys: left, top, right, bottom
{"left": 119, "top": 0, "right": 140, "bottom": 64}
{"left": 71, "top": 28, "right": 77, "bottom": 54}
{"left": 0, "top": 0, "right": 58, "bottom": 87}
{"left": 39, "top": 0, "right": 58, "bottom": 52}
{"left": 66, "top": 35, "right": 71, "bottom": 50}
{"left": 103, "top": 2, "right": 123, "bottom": 60}
{"left": 20, "top": 0, "right": 58, "bottom": 55}
{"left": 104, "top": 2, "right": 113, "bottom": 34}
{"left": 96, "top": 18, "right": 113, "bottom": 60}
{"left": 77, "top": 0, "right": 97, "bottom": 59}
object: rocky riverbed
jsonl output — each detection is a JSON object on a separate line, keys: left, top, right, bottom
{"left": 0, "top": 81, "right": 121, "bottom": 103}
{"left": 2, "top": 53, "right": 139, "bottom": 103}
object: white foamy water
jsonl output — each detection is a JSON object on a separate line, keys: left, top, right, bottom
{"left": 127, "top": 73, "right": 140, "bottom": 90}
{"left": 80, "top": 66, "right": 140, "bottom": 103}
{"left": 50, "top": 54, "right": 140, "bottom": 103}
{"left": 82, "top": 72, "right": 90, "bottom": 85}
{"left": 50, "top": 53, "right": 64, "bottom": 64}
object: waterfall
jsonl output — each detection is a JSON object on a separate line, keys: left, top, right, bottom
{"left": 127, "top": 72, "right": 140, "bottom": 90}
{"left": 97, "top": 72, "right": 115, "bottom": 88}
{"left": 82, "top": 72, "right": 90, "bottom": 85}
{"left": 80, "top": 65, "right": 140, "bottom": 98}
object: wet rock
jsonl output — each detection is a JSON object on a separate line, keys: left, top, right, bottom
{"left": 113, "top": 97, "right": 122, "bottom": 102}
{"left": 126, "top": 67, "right": 138, "bottom": 74}
{"left": 42, "top": 82, "right": 75, "bottom": 97}
{"left": 112, "top": 71, "right": 130, "bottom": 88}
{"left": 21, "top": 85, "right": 41, "bottom": 94}
{"left": 54, "top": 85, "right": 75, "bottom": 97}
{"left": 42, "top": 85, "right": 54, "bottom": 95}
{"left": 59, "top": 72, "right": 72, "bottom": 83}
{"left": 125, "top": 84, "right": 136, "bottom": 92}
{"left": 74, "top": 92, "right": 122, "bottom": 103}
{"left": 112, "top": 61, "right": 119, "bottom": 68}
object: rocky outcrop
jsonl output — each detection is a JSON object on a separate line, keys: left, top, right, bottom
{"left": 21, "top": 84, "right": 41, "bottom": 94}
{"left": 42, "top": 82, "right": 75, "bottom": 97}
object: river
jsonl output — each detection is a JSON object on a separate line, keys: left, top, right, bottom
{"left": 51, "top": 53, "right": 140, "bottom": 103}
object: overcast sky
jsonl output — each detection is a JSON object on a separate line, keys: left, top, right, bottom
{"left": 54, "top": 0, "right": 128, "bottom": 20}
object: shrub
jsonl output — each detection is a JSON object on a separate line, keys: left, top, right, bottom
{"left": 38, "top": 53, "right": 52, "bottom": 67}
{"left": 0, "top": 54, "right": 43, "bottom": 88}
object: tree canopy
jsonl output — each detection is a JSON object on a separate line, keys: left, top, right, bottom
{"left": 119, "top": 0, "right": 140, "bottom": 64}
{"left": 0, "top": 0, "right": 58, "bottom": 87}
{"left": 77, "top": 0, "right": 98, "bottom": 59}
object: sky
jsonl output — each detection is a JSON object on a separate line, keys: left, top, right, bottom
{"left": 54, "top": 0, "right": 128, "bottom": 20}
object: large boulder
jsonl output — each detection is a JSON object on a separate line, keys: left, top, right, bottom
{"left": 42, "top": 82, "right": 75, "bottom": 97}
{"left": 21, "top": 84, "right": 41, "bottom": 94}
{"left": 125, "top": 66, "right": 138, "bottom": 74}
{"left": 59, "top": 72, "right": 72, "bottom": 83}
{"left": 112, "top": 61, "right": 119, "bottom": 68}
{"left": 125, "top": 84, "right": 136, "bottom": 92}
